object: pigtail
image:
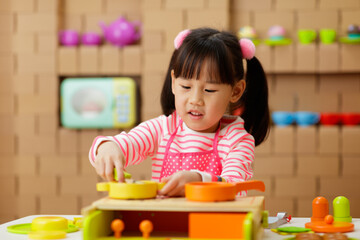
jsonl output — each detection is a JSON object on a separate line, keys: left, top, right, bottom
{"left": 241, "top": 57, "right": 270, "bottom": 146}
{"left": 161, "top": 50, "right": 177, "bottom": 116}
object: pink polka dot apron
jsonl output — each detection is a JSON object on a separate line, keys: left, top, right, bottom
{"left": 160, "top": 120, "right": 222, "bottom": 180}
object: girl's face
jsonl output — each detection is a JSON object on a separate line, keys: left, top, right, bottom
{"left": 171, "top": 69, "right": 245, "bottom": 133}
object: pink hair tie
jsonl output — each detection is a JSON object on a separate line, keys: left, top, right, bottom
{"left": 239, "top": 38, "right": 255, "bottom": 60}
{"left": 174, "top": 29, "right": 191, "bottom": 49}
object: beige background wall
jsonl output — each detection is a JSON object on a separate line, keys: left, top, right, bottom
{"left": 0, "top": 0, "right": 359, "bottom": 223}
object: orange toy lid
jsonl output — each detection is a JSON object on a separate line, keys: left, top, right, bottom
{"left": 305, "top": 221, "right": 354, "bottom": 233}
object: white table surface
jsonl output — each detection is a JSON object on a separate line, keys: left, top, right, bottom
{"left": 0, "top": 215, "right": 359, "bottom": 240}
{"left": 0, "top": 215, "right": 83, "bottom": 240}
{"left": 262, "top": 217, "right": 360, "bottom": 240}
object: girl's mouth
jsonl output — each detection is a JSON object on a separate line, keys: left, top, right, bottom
{"left": 188, "top": 111, "right": 203, "bottom": 119}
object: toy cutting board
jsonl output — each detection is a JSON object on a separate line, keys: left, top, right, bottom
{"left": 90, "top": 196, "right": 264, "bottom": 213}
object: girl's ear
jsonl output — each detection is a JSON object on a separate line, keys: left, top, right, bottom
{"left": 171, "top": 69, "right": 176, "bottom": 95}
{"left": 230, "top": 79, "right": 246, "bottom": 103}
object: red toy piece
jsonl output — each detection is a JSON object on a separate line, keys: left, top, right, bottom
{"left": 341, "top": 113, "right": 360, "bottom": 126}
{"left": 111, "top": 219, "right": 124, "bottom": 238}
{"left": 320, "top": 113, "right": 341, "bottom": 125}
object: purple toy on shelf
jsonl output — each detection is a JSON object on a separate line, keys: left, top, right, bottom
{"left": 99, "top": 17, "right": 142, "bottom": 47}
{"left": 59, "top": 30, "right": 80, "bottom": 46}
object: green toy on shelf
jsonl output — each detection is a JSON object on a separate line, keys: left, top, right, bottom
{"left": 298, "top": 29, "right": 317, "bottom": 44}
{"left": 319, "top": 29, "right": 336, "bottom": 44}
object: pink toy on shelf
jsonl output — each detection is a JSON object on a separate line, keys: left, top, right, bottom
{"left": 81, "top": 32, "right": 102, "bottom": 46}
{"left": 99, "top": 17, "right": 142, "bottom": 47}
{"left": 268, "top": 25, "right": 286, "bottom": 40}
{"left": 59, "top": 30, "right": 80, "bottom": 46}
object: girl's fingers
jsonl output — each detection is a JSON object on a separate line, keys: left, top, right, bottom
{"left": 166, "top": 185, "right": 183, "bottom": 197}
{"left": 158, "top": 177, "right": 177, "bottom": 195}
{"left": 104, "top": 158, "right": 115, "bottom": 182}
{"left": 160, "top": 176, "right": 170, "bottom": 183}
{"left": 113, "top": 160, "right": 125, "bottom": 182}
{"left": 95, "top": 158, "right": 106, "bottom": 180}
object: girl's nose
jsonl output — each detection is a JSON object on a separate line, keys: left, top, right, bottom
{"left": 189, "top": 89, "right": 204, "bottom": 106}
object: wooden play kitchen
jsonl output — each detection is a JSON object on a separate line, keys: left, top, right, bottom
{"left": 82, "top": 180, "right": 266, "bottom": 240}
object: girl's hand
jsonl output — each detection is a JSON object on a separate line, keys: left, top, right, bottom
{"left": 158, "top": 171, "right": 202, "bottom": 197}
{"left": 94, "top": 141, "right": 126, "bottom": 182}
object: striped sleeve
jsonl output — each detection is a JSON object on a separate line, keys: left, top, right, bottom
{"left": 89, "top": 116, "right": 164, "bottom": 167}
{"left": 220, "top": 132, "right": 255, "bottom": 183}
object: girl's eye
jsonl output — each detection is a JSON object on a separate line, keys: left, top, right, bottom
{"left": 181, "top": 85, "right": 190, "bottom": 89}
{"left": 205, "top": 89, "right": 217, "bottom": 93}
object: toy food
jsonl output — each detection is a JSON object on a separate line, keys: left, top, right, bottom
{"left": 323, "top": 233, "right": 349, "bottom": 240}
{"left": 296, "top": 233, "right": 322, "bottom": 240}
{"left": 296, "top": 233, "right": 349, "bottom": 240}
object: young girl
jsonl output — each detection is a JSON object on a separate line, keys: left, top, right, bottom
{"left": 89, "top": 27, "right": 270, "bottom": 197}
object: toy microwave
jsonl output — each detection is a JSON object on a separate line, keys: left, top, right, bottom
{"left": 60, "top": 77, "right": 137, "bottom": 129}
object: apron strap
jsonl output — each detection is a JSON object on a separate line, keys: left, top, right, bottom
{"left": 164, "top": 119, "right": 182, "bottom": 154}
{"left": 212, "top": 124, "right": 221, "bottom": 158}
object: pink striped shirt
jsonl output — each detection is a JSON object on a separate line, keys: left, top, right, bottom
{"left": 89, "top": 112, "right": 254, "bottom": 183}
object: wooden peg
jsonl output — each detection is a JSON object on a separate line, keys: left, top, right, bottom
{"left": 111, "top": 219, "right": 124, "bottom": 238}
{"left": 139, "top": 220, "right": 153, "bottom": 239}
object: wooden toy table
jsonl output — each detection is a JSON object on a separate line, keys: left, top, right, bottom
{"left": 81, "top": 196, "right": 266, "bottom": 240}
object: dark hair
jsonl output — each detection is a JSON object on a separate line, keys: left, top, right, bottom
{"left": 160, "top": 27, "right": 270, "bottom": 146}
